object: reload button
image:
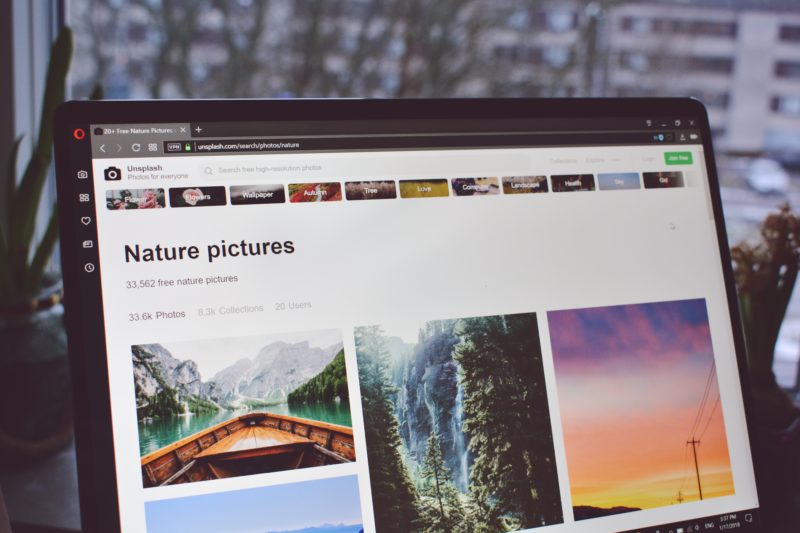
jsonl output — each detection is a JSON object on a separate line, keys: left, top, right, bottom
{"left": 664, "top": 151, "right": 693, "bottom": 165}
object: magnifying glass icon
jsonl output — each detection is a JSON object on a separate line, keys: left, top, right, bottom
{"left": 204, "top": 167, "right": 213, "bottom": 175}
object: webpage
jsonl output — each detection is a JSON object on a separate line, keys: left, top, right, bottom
{"left": 88, "top": 140, "right": 759, "bottom": 533}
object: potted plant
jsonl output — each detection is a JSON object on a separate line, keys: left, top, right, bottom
{"left": 731, "top": 202, "right": 800, "bottom": 533}
{"left": 0, "top": 27, "right": 77, "bottom": 464}
{"left": 731, "top": 203, "right": 800, "bottom": 429}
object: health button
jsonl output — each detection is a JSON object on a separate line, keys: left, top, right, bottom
{"left": 664, "top": 151, "right": 693, "bottom": 165}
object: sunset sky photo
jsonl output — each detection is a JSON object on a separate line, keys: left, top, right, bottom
{"left": 548, "top": 299, "right": 734, "bottom": 514}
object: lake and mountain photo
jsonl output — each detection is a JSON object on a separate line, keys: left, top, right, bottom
{"left": 548, "top": 299, "right": 735, "bottom": 520}
{"left": 133, "top": 329, "right": 355, "bottom": 487}
{"left": 355, "top": 313, "right": 562, "bottom": 533}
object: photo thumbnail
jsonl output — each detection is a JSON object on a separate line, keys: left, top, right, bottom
{"left": 355, "top": 312, "right": 562, "bottom": 532}
{"left": 551, "top": 174, "right": 595, "bottom": 192}
{"left": 168, "top": 186, "right": 227, "bottom": 207}
{"left": 345, "top": 180, "right": 397, "bottom": 200}
{"left": 230, "top": 184, "right": 286, "bottom": 205}
{"left": 643, "top": 171, "right": 685, "bottom": 189}
{"left": 145, "top": 475, "right": 364, "bottom": 533}
{"left": 502, "top": 175, "right": 548, "bottom": 194}
{"left": 106, "top": 188, "right": 165, "bottom": 210}
{"left": 288, "top": 182, "right": 342, "bottom": 202}
{"left": 597, "top": 172, "right": 640, "bottom": 191}
{"left": 451, "top": 177, "right": 500, "bottom": 196}
{"left": 548, "top": 299, "right": 734, "bottom": 520}
{"left": 398, "top": 179, "right": 449, "bottom": 198}
{"left": 134, "top": 329, "right": 354, "bottom": 488}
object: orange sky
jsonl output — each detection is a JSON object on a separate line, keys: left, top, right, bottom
{"left": 549, "top": 301, "right": 735, "bottom": 511}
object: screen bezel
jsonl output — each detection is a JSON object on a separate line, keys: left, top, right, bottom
{"left": 54, "top": 97, "right": 759, "bottom": 532}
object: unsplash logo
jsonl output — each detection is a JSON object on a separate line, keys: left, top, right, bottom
{"left": 104, "top": 166, "right": 122, "bottom": 181}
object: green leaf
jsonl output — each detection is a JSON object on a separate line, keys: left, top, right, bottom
{"left": 26, "top": 206, "right": 59, "bottom": 295}
{"left": 1, "top": 135, "right": 23, "bottom": 294}
{"left": 0, "top": 222, "right": 10, "bottom": 299}
{"left": 9, "top": 27, "right": 72, "bottom": 284}
{"left": 4, "top": 136, "right": 22, "bottom": 231}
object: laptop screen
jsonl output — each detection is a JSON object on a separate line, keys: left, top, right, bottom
{"left": 59, "top": 105, "right": 760, "bottom": 533}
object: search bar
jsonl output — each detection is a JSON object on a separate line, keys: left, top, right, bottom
{"left": 198, "top": 162, "right": 320, "bottom": 177}
{"left": 198, "top": 153, "right": 528, "bottom": 179}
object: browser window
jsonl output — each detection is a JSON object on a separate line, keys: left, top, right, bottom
{"left": 71, "top": 118, "right": 759, "bottom": 532}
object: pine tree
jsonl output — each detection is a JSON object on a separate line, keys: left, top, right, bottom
{"left": 288, "top": 349, "right": 348, "bottom": 405}
{"left": 355, "top": 326, "right": 421, "bottom": 532}
{"left": 418, "top": 427, "right": 465, "bottom": 532}
{"left": 454, "top": 313, "right": 563, "bottom": 529}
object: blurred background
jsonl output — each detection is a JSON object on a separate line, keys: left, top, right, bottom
{"left": 66, "top": 0, "right": 800, "bottom": 393}
{"left": 2, "top": 0, "right": 800, "bottom": 531}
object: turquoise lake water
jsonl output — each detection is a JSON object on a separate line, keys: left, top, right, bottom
{"left": 138, "top": 401, "right": 352, "bottom": 456}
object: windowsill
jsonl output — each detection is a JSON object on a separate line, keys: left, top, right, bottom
{"left": 0, "top": 440, "right": 81, "bottom": 532}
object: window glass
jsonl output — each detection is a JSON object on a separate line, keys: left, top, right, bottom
{"left": 68, "top": 0, "right": 800, "bottom": 390}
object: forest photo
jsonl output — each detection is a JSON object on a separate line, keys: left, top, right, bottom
{"left": 355, "top": 313, "right": 562, "bottom": 533}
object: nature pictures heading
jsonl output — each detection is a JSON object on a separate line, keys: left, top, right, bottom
{"left": 124, "top": 239, "right": 295, "bottom": 264}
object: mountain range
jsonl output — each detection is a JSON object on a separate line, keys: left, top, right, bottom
{"left": 264, "top": 524, "right": 363, "bottom": 533}
{"left": 132, "top": 339, "right": 343, "bottom": 416}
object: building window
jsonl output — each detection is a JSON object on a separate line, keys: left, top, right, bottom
{"left": 620, "top": 17, "right": 735, "bottom": 37}
{"left": 507, "top": 9, "right": 530, "bottom": 31}
{"left": 772, "top": 95, "right": 800, "bottom": 116}
{"left": 775, "top": 61, "right": 800, "bottom": 78}
{"left": 619, "top": 51, "right": 650, "bottom": 73}
{"left": 543, "top": 8, "right": 576, "bottom": 33}
{"left": 671, "top": 19, "right": 737, "bottom": 38}
{"left": 620, "top": 16, "right": 653, "bottom": 33}
{"left": 618, "top": 52, "right": 733, "bottom": 75}
{"left": 684, "top": 56, "right": 734, "bottom": 74}
{"left": 541, "top": 46, "right": 571, "bottom": 69}
{"left": 779, "top": 25, "right": 800, "bottom": 42}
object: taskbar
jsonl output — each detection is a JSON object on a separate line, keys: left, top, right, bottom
{"left": 618, "top": 508, "right": 760, "bottom": 533}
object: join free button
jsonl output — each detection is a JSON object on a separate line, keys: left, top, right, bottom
{"left": 664, "top": 151, "right": 693, "bottom": 165}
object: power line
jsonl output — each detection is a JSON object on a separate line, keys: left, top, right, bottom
{"left": 676, "top": 360, "right": 717, "bottom": 503}
{"left": 698, "top": 394, "right": 721, "bottom": 441}
{"left": 687, "top": 362, "right": 716, "bottom": 440}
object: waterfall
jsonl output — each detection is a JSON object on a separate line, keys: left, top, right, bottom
{"left": 451, "top": 383, "right": 469, "bottom": 491}
{"left": 422, "top": 381, "right": 437, "bottom": 428}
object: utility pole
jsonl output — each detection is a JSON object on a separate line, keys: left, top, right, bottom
{"left": 677, "top": 490, "right": 684, "bottom": 504}
{"left": 687, "top": 438, "right": 703, "bottom": 500}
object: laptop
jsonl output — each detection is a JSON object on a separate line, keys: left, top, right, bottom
{"left": 54, "top": 98, "right": 761, "bottom": 532}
